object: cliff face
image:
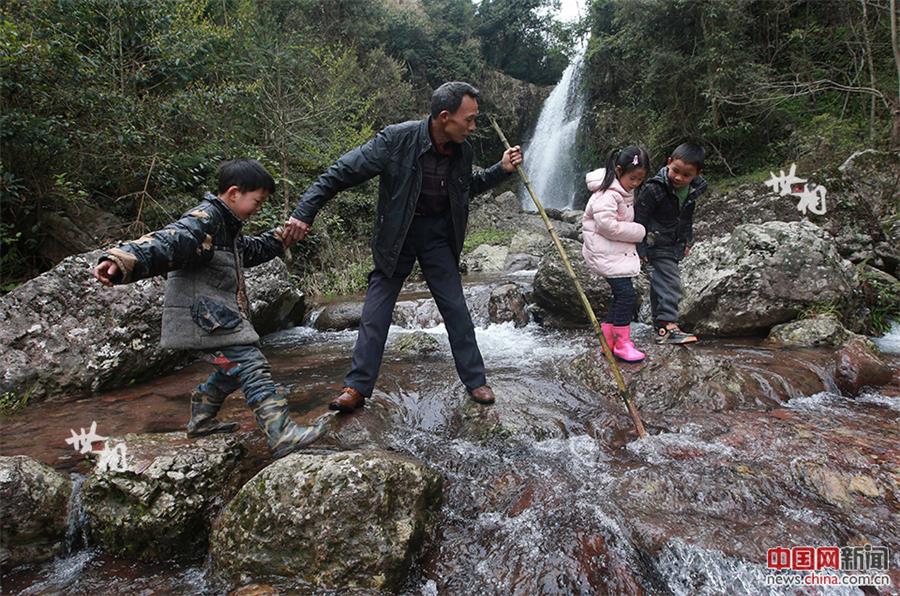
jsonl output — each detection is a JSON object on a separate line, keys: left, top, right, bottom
{"left": 470, "top": 67, "right": 552, "bottom": 163}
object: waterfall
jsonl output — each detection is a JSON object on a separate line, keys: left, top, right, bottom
{"left": 520, "top": 47, "right": 586, "bottom": 211}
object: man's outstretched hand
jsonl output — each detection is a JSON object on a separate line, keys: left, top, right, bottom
{"left": 283, "top": 216, "right": 311, "bottom": 245}
{"left": 501, "top": 145, "right": 523, "bottom": 173}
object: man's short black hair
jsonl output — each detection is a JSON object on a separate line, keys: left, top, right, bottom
{"left": 431, "top": 81, "right": 480, "bottom": 118}
{"left": 671, "top": 143, "right": 705, "bottom": 170}
{"left": 217, "top": 159, "right": 276, "bottom": 195}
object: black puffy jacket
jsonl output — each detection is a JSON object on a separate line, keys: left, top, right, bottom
{"left": 634, "top": 166, "right": 707, "bottom": 257}
{"left": 291, "top": 117, "right": 509, "bottom": 276}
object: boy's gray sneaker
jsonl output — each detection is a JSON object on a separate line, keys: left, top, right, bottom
{"left": 186, "top": 389, "right": 239, "bottom": 438}
{"left": 655, "top": 323, "right": 698, "bottom": 345}
{"left": 252, "top": 394, "right": 326, "bottom": 459}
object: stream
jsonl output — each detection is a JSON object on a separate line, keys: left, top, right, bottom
{"left": 2, "top": 270, "right": 898, "bottom": 595}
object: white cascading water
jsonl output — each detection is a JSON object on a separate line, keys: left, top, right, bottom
{"left": 520, "top": 46, "right": 586, "bottom": 211}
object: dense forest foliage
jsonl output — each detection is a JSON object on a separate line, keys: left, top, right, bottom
{"left": 0, "top": 0, "right": 572, "bottom": 290}
{"left": 2, "top": 0, "right": 898, "bottom": 296}
{"left": 580, "top": 0, "right": 900, "bottom": 182}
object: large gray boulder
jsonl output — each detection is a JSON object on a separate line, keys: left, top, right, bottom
{"left": 82, "top": 432, "right": 245, "bottom": 560}
{"left": 210, "top": 450, "right": 443, "bottom": 592}
{"left": 0, "top": 250, "right": 302, "bottom": 403}
{"left": 766, "top": 315, "right": 854, "bottom": 347}
{"left": 693, "top": 150, "right": 899, "bottom": 274}
{"left": 532, "top": 237, "right": 646, "bottom": 328}
{"left": 313, "top": 300, "right": 364, "bottom": 331}
{"left": 0, "top": 456, "right": 72, "bottom": 569}
{"left": 681, "top": 221, "right": 859, "bottom": 336}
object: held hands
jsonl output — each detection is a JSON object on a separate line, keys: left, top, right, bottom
{"left": 93, "top": 260, "right": 120, "bottom": 287}
{"left": 501, "top": 145, "right": 523, "bottom": 173}
{"left": 282, "top": 216, "right": 311, "bottom": 245}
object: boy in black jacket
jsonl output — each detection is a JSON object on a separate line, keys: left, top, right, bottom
{"left": 634, "top": 143, "right": 707, "bottom": 344}
{"left": 94, "top": 159, "right": 325, "bottom": 458}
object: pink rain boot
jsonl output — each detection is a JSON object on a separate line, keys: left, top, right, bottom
{"left": 612, "top": 325, "right": 645, "bottom": 362}
{"left": 600, "top": 322, "right": 616, "bottom": 353}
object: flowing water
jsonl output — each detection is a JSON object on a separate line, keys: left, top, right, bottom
{"left": 520, "top": 47, "right": 586, "bottom": 212}
{"left": 2, "top": 272, "right": 899, "bottom": 594}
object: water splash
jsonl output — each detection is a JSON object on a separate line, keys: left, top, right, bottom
{"left": 872, "top": 320, "right": 900, "bottom": 354}
{"left": 520, "top": 46, "right": 586, "bottom": 211}
{"left": 65, "top": 473, "right": 88, "bottom": 553}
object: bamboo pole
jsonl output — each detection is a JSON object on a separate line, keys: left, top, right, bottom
{"left": 490, "top": 116, "right": 647, "bottom": 438}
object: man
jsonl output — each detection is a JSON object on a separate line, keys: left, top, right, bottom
{"left": 283, "top": 81, "right": 523, "bottom": 412}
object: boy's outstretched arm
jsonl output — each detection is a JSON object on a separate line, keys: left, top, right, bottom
{"left": 94, "top": 209, "right": 218, "bottom": 285}
{"left": 242, "top": 228, "right": 286, "bottom": 268}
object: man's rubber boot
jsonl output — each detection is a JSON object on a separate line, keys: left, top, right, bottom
{"left": 600, "top": 322, "right": 616, "bottom": 353}
{"left": 186, "top": 389, "right": 239, "bottom": 438}
{"left": 252, "top": 394, "right": 326, "bottom": 459}
{"left": 612, "top": 325, "right": 645, "bottom": 362}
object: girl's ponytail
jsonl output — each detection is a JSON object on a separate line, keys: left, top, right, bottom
{"left": 596, "top": 149, "right": 620, "bottom": 193}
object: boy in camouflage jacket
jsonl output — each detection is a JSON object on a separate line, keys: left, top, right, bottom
{"left": 94, "top": 159, "right": 324, "bottom": 458}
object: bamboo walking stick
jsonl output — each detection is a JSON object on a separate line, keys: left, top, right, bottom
{"left": 490, "top": 116, "right": 647, "bottom": 438}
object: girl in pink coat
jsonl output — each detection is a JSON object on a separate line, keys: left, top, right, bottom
{"left": 582, "top": 146, "right": 650, "bottom": 362}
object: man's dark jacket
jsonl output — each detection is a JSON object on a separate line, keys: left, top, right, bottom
{"left": 634, "top": 166, "right": 707, "bottom": 258}
{"left": 291, "top": 117, "right": 509, "bottom": 277}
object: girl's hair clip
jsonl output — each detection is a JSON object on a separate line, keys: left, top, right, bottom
{"left": 632, "top": 154, "right": 639, "bottom": 166}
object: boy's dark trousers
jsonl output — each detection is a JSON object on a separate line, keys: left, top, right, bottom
{"left": 345, "top": 213, "right": 486, "bottom": 397}
{"left": 198, "top": 345, "right": 275, "bottom": 406}
{"left": 647, "top": 247, "right": 683, "bottom": 324}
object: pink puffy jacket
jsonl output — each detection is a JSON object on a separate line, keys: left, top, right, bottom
{"left": 581, "top": 168, "right": 646, "bottom": 278}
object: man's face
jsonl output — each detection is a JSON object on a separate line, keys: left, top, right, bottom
{"left": 439, "top": 95, "right": 479, "bottom": 144}
{"left": 666, "top": 158, "right": 699, "bottom": 189}
{"left": 224, "top": 187, "right": 268, "bottom": 221}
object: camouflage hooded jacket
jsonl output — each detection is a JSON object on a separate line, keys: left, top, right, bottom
{"left": 101, "top": 193, "right": 284, "bottom": 350}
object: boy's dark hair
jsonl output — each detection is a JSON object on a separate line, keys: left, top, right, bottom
{"left": 431, "top": 82, "right": 480, "bottom": 118}
{"left": 671, "top": 143, "right": 705, "bottom": 170}
{"left": 217, "top": 159, "right": 276, "bottom": 195}
{"left": 597, "top": 145, "right": 651, "bottom": 193}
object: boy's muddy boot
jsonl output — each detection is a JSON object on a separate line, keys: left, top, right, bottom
{"left": 252, "top": 394, "right": 326, "bottom": 459}
{"left": 186, "top": 389, "right": 239, "bottom": 438}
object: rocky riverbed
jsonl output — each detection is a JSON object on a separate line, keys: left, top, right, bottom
{"left": 1, "top": 150, "right": 899, "bottom": 594}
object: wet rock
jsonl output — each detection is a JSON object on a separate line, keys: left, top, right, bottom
{"left": 392, "top": 331, "right": 440, "bottom": 356}
{"left": 0, "top": 455, "right": 72, "bottom": 568}
{"left": 245, "top": 258, "right": 305, "bottom": 336}
{"left": 461, "top": 244, "right": 509, "bottom": 274}
{"left": 82, "top": 432, "right": 245, "bottom": 560}
{"left": 533, "top": 238, "right": 646, "bottom": 328}
{"left": 767, "top": 315, "right": 853, "bottom": 347}
{"left": 210, "top": 450, "right": 443, "bottom": 591}
{"left": 612, "top": 404, "right": 900, "bottom": 584}
{"left": 681, "top": 221, "right": 859, "bottom": 336}
{"left": 0, "top": 250, "right": 303, "bottom": 403}
{"left": 314, "top": 300, "right": 364, "bottom": 331}
{"left": 488, "top": 283, "right": 528, "bottom": 327}
{"left": 833, "top": 336, "right": 894, "bottom": 396}
{"left": 566, "top": 334, "right": 831, "bottom": 413}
